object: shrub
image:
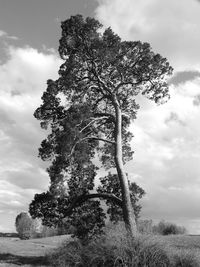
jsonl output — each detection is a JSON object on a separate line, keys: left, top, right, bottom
{"left": 153, "top": 220, "right": 186, "bottom": 235}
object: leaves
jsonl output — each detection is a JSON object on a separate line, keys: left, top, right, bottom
{"left": 30, "top": 14, "right": 172, "bottom": 239}
{"left": 97, "top": 173, "right": 145, "bottom": 223}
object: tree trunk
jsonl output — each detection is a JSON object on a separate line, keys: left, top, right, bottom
{"left": 114, "top": 101, "right": 137, "bottom": 237}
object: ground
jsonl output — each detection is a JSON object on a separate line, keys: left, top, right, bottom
{"left": 1, "top": 234, "right": 200, "bottom": 266}
{"left": 0, "top": 235, "right": 70, "bottom": 266}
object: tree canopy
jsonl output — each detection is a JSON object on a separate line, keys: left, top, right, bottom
{"left": 30, "top": 15, "right": 173, "bottom": 238}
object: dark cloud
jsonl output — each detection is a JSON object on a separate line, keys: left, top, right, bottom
{"left": 0, "top": 0, "right": 97, "bottom": 50}
{"left": 169, "top": 71, "right": 200, "bottom": 86}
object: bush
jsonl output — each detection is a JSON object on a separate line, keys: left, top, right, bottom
{"left": 153, "top": 220, "right": 186, "bottom": 235}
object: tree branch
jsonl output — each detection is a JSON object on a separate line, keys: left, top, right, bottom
{"left": 94, "top": 112, "right": 115, "bottom": 122}
{"left": 69, "top": 134, "right": 115, "bottom": 159}
{"left": 64, "top": 193, "right": 122, "bottom": 216}
{"left": 82, "top": 136, "right": 115, "bottom": 145}
{"left": 79, "top": 116, "right": 108, "bottom": 133}
{"left": 114, "top": 80, "right": 142, "bottom": 92}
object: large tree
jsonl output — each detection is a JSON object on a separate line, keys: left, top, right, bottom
{"left": 30, "top": 15, "right": 173, "bottom": 237}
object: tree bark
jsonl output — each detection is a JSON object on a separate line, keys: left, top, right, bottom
{"left": 114, "top": 99, "right": 137, "bottom": 236}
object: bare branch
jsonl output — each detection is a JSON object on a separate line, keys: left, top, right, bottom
{"left": 69, "top": 133, "right": 115, "bottom": 159}
{"left": 94, "top": 112, "right": 115, "bottom": 122}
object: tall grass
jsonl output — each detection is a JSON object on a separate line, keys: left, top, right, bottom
{"left": 49, "top": 222, "right": 200, "bottom": 267}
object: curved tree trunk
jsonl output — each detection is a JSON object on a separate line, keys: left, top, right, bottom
{"left": 114, "top": 101, "right": 137, "bottom": 236}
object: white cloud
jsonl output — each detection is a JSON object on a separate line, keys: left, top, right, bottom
{"left": 0, "top": 45, "right": 61, "bottom": 231}
{"left": 125, "top": 80, "right": 200, "bottom": 232}
{"left": 96, "top": 0, "right": 200, "bottom": 71}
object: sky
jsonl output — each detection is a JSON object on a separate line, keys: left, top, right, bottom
{"left": 0, "top": 0, "right": 200, "bottom": 233}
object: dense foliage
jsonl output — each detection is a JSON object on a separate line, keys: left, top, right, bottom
{"left": 97, "top": 173, "right": 145, "bottom": 223}
{"left": 30, "top": 14, "right": 173, "bottom": 237}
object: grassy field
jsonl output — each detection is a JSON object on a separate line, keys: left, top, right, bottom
{"left": 161, "top": 234, "right": 200, "bottom": 249}
{"left": 1, "top": 234, "right": 200, "bottom": 266}
{"left": 149, "top": 234, "right": 200, "bottom": 259}
{"left": 0, "top": 235, "right": 71, "bottom": 266}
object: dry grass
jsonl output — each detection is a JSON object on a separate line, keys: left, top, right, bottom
{"left": 1, "top": 229, "right": 200, "bottom": 266}
{"left": 0, "top": 235, "right": 71, "bottom": 266}
{"left": 50, "top": 223, "right": 200, "bottom": 267}
{"left": 0, "top": 235, "right": 70, "bottom": 257}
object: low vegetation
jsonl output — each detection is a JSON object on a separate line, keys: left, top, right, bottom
{"left": 49, "top": 223, "right": 200, "bottom": 267}
{"left": 1, "top": 222, "right": 200, "bottom": 266}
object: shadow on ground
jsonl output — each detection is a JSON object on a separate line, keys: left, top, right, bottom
{"left": 0, "top": 253, "right": 50, "bottom": 265}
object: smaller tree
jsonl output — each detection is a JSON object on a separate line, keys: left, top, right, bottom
{"left": 15, "top": 212, "right": 32, "bottom": 239}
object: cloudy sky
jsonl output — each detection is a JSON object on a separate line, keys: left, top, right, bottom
{"left": 0, "top": 0, "right": 200, "bottom": 233}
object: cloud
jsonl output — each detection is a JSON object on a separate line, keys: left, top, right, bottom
{"left": 170, "top": 71, "right": 200, "bottom": 86}
{"left": 123, "top": 77, "right": 200, "bottom": 232}
{"left": 165, "top": 112, "right": 186, "bottom": 126}
{"left": 0, "top": 29, "right": 18, "bottom": 40}
{"left": 0, "top": 30, "right": 7, "bottom": 37}
{"left": 5, "top": 168, "right": 49, "bottom": 190}
{"left": 95, "top": 0, "right": 200, "bottom": 71}
{"left": 0, "top": 45, "right": 61, "bottom": 231}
